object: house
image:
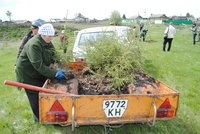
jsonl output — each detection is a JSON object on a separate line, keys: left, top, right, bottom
{"left": 130, "top": 15, "right": 144, "bottom": 23}
{"left": 171, "top": 16, "right": 188, "bottom": 20}
{"left": 74, "top": 16, "right": 89, "bottom": 23}
{"left": 50, "top": 18, "right": 65, "bottom": 23}
{"left": 14, "top": 20, "right": 30, "bottom": 24}
{"left": 121, "top": 15, "right": 144, "bottom": 25}
{"left": 149, "top": 14, "right": 169, "bottom": 24}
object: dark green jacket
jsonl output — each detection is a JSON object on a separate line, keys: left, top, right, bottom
{"left": 15, "top": 34, "right": 57, "bottom": 87}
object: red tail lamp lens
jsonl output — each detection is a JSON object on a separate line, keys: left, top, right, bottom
{"left": 157, "top": 98, "right": 174, "bottom": 118}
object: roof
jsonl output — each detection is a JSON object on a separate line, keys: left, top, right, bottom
{"left": 78, "top": 26, "right": 131, "bottom": 34}
{"left": 130, "top": 15, "right": 143, "bottom": 19}
{"left": 171, "top": 16, "right": 188, "bottom": 20}
{"left": 150, "top": 14, "right": 168, "bottom": 18}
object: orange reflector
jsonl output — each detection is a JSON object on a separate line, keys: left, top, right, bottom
{"left": 47, "top": 111, "right": 68, "bottom": 122}
{"left": 46, "top": 112, "right": 56, "bottom": 122}
{"left": 167, "top": 109, "right": 174, "bottom": 117}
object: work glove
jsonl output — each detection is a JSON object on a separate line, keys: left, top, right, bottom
{"left": 55, "top": 70, "right": 66, "bottom": 80}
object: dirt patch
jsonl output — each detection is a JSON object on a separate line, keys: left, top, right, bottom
{"left": 48, "top": 70, "right": 159, "bottom": 95}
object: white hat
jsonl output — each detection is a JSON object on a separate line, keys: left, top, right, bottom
{"left": 38, "top": 23, "right": 55, "bottom": 36}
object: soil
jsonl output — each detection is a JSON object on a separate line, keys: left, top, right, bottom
{"left": 78, "top": 70, "right": 159, "bottom": 95}
{"left": 48, "top": 69, "right": 159, "bottom": 95}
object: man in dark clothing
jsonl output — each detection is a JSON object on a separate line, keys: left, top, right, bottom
{"left": 15, "top": 20, "right": 43, "bottom": 67}
{"left": 15, "top": 23, "right": 66, "bottom": 121}
{"left": 139, "top": 23, "right": 148, "bottom": 41}
{"left": 140, "top": 28, "right": 148, "bottom": 41}
{"left": 191, "top": 23, "right": 197, "bottom": 44}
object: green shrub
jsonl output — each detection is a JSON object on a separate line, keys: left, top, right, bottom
{"left": 84, "top": 31, "right": 143, "bottom": 89}
{"left": 0, "top": 25, "right": 29, "bottom": 40}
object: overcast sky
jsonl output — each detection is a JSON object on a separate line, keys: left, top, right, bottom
{"left": 0, "top": 0, "right": 199, "bottom": 21}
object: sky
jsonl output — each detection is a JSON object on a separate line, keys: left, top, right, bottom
{"left": 0, "top": 0, "right": 200, "bottom": 22}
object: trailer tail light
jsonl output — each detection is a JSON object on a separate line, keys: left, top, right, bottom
{"left": 156, "top": 98, "right": 174, "bottom": 118}
{"left": 46, "top": 100, "right": 68, "bottom": 122}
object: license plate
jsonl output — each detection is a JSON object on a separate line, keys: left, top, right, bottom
{"left": 103, "top": 99, "right": 128, "bottom": 117}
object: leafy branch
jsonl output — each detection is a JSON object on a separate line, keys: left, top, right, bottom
{"left": 84, "top": 30, "right": 143, "bottom": 90}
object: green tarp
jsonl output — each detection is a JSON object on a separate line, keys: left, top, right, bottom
{"left": 165, "top": 20, "right": 192, "bottom": 25}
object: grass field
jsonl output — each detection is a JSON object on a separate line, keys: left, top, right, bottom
{"left": 0, "top": 23, "right": 200, "bottom": 134}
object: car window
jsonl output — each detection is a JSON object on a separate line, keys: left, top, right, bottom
{"left": 78, "top": 31, "right": 115, "bottom": 47}
{"left": 73, "top": 26, "right": 131, "bottom": 59}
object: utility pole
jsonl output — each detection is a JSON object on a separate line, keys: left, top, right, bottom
{"left": 144, "top": 9, "right": 147, "bottom": 18}
{"left": 66, "top": 9, "right": 68, "bottom": 19}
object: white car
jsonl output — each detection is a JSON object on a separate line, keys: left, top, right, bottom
{"left": 72, "top": 26, "right": 131, "bottom": 59}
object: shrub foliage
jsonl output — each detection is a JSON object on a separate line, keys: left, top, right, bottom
{"left": 84, "top": 30, "right": 143, "bottom": 89}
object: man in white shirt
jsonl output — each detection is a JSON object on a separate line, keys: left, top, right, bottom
{"left": 163, "top": 22, "right": 176, "bottom": 51}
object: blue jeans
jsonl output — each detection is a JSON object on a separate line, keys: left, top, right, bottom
{"left": 193, "top": 33, "right": 197, "bottom": 44}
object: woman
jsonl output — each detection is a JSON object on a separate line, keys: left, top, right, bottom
{"left": 15, "top": 20, "right": 44, "bottom": 65}
{"left": 15, "top": 23, "right": 66, "bottom": 121}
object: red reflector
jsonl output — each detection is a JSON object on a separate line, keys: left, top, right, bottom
{"left": 47, "top": 100, "right": 68, "bottom": 122}
{"left": 159, "top": 98, "right": 171, "bottom": 109}
{"left": 157, "top": 98, "right": 174, "bottom": 118}
{"left": 60, "top": 114, "right": 68, "bottom": 121}
{"left": 50, "top": 100, "right": 65, "bottom": 111}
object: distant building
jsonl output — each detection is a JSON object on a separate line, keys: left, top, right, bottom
{"left": 121, "top": 15, "right": 146, "bottom": 25}
{"left": 50, "top": 18, "right": 65, "bottom": 23}
{"left": 171, "top": 16, "right": 188, "bottom": 20}
{"left": 149, "top": 14, "right": 169, "bottom": 24}
{"left": 14, "top": 20, "right": 30, "bottom": 24}
{"left": 74, "top": 16, "right": 89, "bottom": 23}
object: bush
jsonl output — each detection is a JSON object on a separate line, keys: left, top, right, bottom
{"left": 0, "top": 25, "right": 29, "bottom": 40}
{"left": 84, "top": 31, "right": 143, "bottom": 89}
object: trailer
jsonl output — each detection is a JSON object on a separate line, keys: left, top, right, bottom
{"left": 4, "top": 61, "right": 179, "bottom": 131}
{"left": 39, "top": 79, "right": 179, "bottom": 131}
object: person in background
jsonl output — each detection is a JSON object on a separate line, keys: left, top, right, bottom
{"left": 139, "top": 23, "right": 144, "bottom": 32}
{"left": 140, "top": 27, "right": 148, "bottom": 42}
{"left": 15, "top": 20, "right": 44, "bottom": 67}
{"left": 15, "top": 23, "right": 66, "bottom": 121}
{"left": 198, "top": 26, "right": 200, "bottom": 42}
{"left": 190, "top": 23, "right": 197, "bottom": 45}
{"left": 163, "top": 22, "right": 176, "bottom": 52}
{"left": 59, "top": 30, "right": 68, "bottom": 53}
{"left": 139, "top": 23, "right": 148, "bottom": 41}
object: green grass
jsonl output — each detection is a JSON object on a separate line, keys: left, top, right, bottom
{"left": 0, "top": 24, "right": 199, "bottom": 134}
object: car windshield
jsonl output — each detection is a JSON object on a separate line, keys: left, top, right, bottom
{"left": 73, "top": 26, "right": 131, "bottom": 59}
{"left": 78, "top": 31, "right": 115, "bottom": 47}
